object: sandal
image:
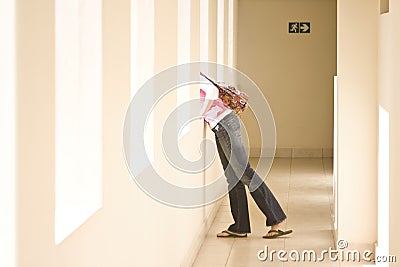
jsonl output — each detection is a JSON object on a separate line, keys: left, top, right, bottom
{"left": 217, "top": 230, "right": 247, "bottom": 238}
{"left": 262, "top": 229, "right": 293, "bottom": 239}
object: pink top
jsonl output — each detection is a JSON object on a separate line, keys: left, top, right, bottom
{"left": 200, "top": 87, "right": 232, "bottom": 129}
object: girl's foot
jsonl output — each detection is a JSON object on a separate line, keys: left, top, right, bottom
{"left": 217, "top": 229, "right": 247, "bottom": 238}
{"left": 263, "top": 221, "right": 293, "bottom": 239}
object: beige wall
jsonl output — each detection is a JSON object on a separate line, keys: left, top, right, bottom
{"left": 237, "top": 0, "right": 337, "bottom": 153}
{"left": 378, "top": 0, "right": 400, "bottom": 264}
{"left": 336, "top": 0, "right": 378, "bottom": 247}
{"left": 337, "top": 0, "right": 400, "bottom": 259}
{"left": 16, "top": 0, "right": 57, "bottom": 265}
{"left": 14, "top": 0, "right": 233, "bottom": 266}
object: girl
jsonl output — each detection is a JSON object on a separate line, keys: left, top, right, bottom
{"left": 200, "top": 73, "right": 292, "bottom": 239}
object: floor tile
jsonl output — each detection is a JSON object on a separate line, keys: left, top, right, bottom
{"left": 226, "top": 242, "right": 284, "bottom": 266}
{"left": 192, "top": 264, "right": 225, "bottom": 267}
{"left": 192, "top": 158, "right": 335, "bottom": 267}
{"left": 194, "top": 244, "right": 232, "bottom": 265}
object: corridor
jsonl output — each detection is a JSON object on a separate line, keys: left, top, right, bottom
{"left": 193, "top": 157, "right": 336, "bottom": 267}
{"left": 2, "top": 0, "right": 400, "bottom": 266}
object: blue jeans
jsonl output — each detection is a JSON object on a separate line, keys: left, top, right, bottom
{"left": 212, "top": 112, "right": 286, "bottom": 233}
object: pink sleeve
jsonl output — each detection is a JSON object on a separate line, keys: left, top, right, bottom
{"left": 200, "top": 89, "right": 206, "bottom": 98}
{"left": 200, "top": 89, "right": 206, "bottom": 106}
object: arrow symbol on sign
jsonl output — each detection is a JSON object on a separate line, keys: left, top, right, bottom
{"left": 300, "top": 23, "right": 309, "bottom": 32}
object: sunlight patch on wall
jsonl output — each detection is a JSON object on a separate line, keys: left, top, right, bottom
{"left": 177, "top": 0, "right": 191, "bottom": 139}
{"left": 131, "top": 0, "right": 155, "bottom": 164}
{"left": 377, "top": 105, "right": 390, "bottom": 267}
{"left": 0, "top": 0, "right": 16, "bottom": 264}
{"left": 227, "top": 0, "right": 234, "bottom": 67}
{"left": 55, "top": 0, "right": 103, "bottom": 245}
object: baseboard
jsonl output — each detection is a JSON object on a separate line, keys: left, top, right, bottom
{"left": 248, "top": 147, "right": 333, "bottom": 158}
{"left": 180, "top": 199, "right": 222, "bottom": 267}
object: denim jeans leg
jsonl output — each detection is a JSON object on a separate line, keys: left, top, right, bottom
{"left": 249, "top": 180, "right": 287, "bottom": 226}
{"left": 214, "top": 112, "right": 287, "bottom": 229}
{"left": 215, "top": 134, "right": 251, "bottom": 233}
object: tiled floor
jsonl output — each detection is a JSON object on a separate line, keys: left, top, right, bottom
{"left": 192, "top": 158, "right": 345, "bottom": 267}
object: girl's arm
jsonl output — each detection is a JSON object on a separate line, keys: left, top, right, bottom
{"left": 199, "top": 97, "right": 213, "bottom": 118}
{"left": 199, "top": 85, "right": 218, "bottom": 118}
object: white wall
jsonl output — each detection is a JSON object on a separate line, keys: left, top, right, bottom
{"left": 14, "top": 0, "right": 233, "bottom": 266}
{"left": 378, "top": 0, "right": 400, "bottom": 264}
{"left": 336, "top": 0, "right": 400, "bottom": 260}
{"left": 0, "top": 0, "right": 16, "bottom": 266}
{"left": 336, "top": 0, "right": 378, "bottom": 247}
